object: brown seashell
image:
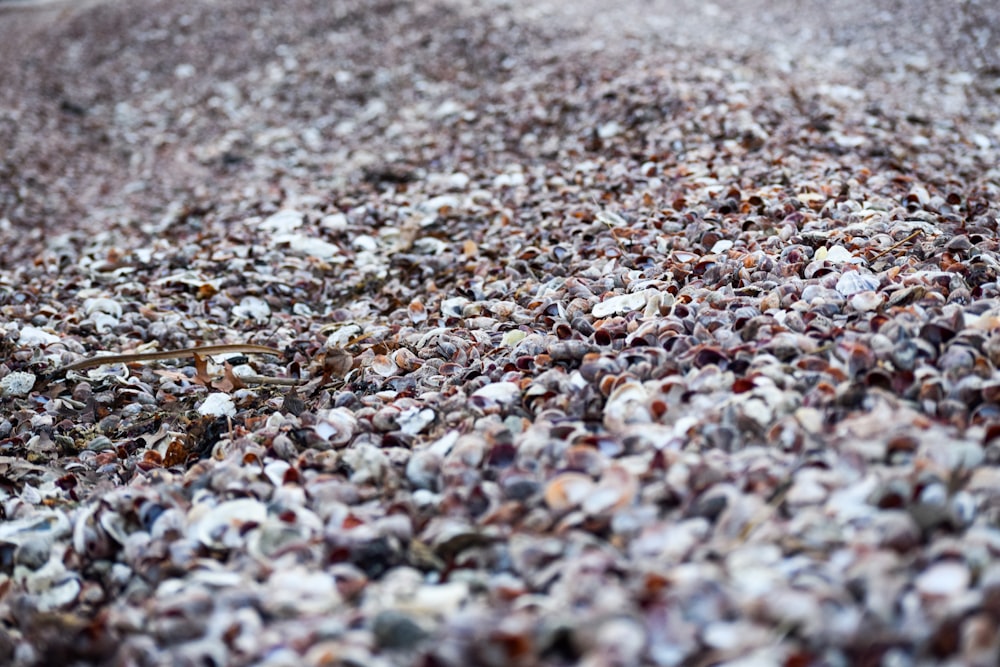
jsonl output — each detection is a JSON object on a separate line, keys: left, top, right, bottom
{"left": 391, "top": 348, "right": 421, "bottom": 372}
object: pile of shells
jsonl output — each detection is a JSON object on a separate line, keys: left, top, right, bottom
{"left": 1, "top": 0, "right": 1000, "bottom": 664}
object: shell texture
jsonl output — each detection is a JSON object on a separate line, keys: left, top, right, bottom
{"left": 1, "top": 0, "right": 1000, "bottom": 665}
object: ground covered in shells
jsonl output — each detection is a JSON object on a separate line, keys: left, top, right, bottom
{"left": 2, "top": 0, "right": 1000, "bottom": 665}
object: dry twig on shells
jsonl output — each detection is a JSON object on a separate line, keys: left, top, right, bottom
{"left": 54, "top": 343, "right": 285, "bottom": 374}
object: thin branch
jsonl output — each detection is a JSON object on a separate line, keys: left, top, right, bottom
{"left": 55, "top": 343, "right": 284, "bottom": 374}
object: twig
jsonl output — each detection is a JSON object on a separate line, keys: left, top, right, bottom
{"left": 870, "top": 229, "right": 924, "bottom": 261}
{"left": 55, "top": 344, "right": 284, "bottom": 374}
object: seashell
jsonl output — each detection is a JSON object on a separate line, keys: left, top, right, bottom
{"left": 849, "top": 291, "right": 883, "bottom": 312}
{"left": 28, "top": 562, "right": 82, "bottom": 612}
{"left": 83, "top": 297, "right": 124, "bottom": 318}
{"left": 264, "top": 567, "right": 342, "bottom": 615}
{"left": 406, "top": 449, "right": 442, "bottom": 490}
{"left": 391, "top": 348, "right": 421, "bottom": 371}
{"left": 835, "top": 271, "right": 879, "bottom": 296}
{"left": 671, "top": 250, "right": 700, "bottom": 263}
{"left": 232, "top": 296, "right": 271, "bottom": 323}
{"left": 194, "top": 498, "right": 268, "bottom": 550}
{"left": 371, "top": 354, "right": 400, "bottom": 377}
{"left": 419, "top": 195, "right": 460, "bottom": 215}
{"left": 471, "top": 382, "right": 521, "bottom": 404}
{"left": 710, "top": 239, "right": 734, "bottom": 253}
{"left": 816, "top": 245, "right": 856, "bottom": 263}
{"left": 582, "top": 464, "right": 638, "bottom": 515}
{"left": 17, "top": 325, "right": 60, "bottom": 347}
{"left": 98, "top": 509, "right": 132, "bottom": 546}
{"left": 398, "top": 406, "right": 435, "bottom": 436}
{"left": 408, "top": 300, "right": 427, "bottom": 323}
{"left": 544, "top": 472, "right": 596, "bottom": 511}
{"left": 313, "top": 409, "right": 358, "bottom": 446}
{"left": 915, "top": 561, "right": 970, "bottom": 598}
{"left": 441, "top": 296, "right": 469, "bottom": 317}
{"left": 0, "top": 511, "right": 71, "bottom": 550}
{"left": 604, "top": 381, "right": 652, "bottom": 426}
{"left": 198, "top": 393, "right": 236, "bottom": 417}
{"left": 1, "top": 371, "right": 36, "bottom": 397}
{"left": 372, "top": 406, "right": 400, "bottom": 432}
{"left": 258, "top": 209, "right": 303, "bottom": 233}
{"left": 502, "top": 330, "right": 527, "bottom": 347}
{"left": 592, "top": 291, "right": 649, "bottom": 318}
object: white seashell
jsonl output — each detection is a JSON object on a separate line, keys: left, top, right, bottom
{"left": 419, "top": 195, "right": 460, "bottom": 215}
{"left": 83, "top": 297, "right": 124, "bottom": 318}
{"left": 313, "top": 409, "right": 358, "bottom": 446}
{"left": 915, "top": 561, "right": 970, "bottom": 597}
{"left": 98, "top": 510, "right": 131, "bottom": 546}
{"left": 398, "top": 407, "right": 435, "bottom": 436}
{"left": 596, "top": 120, "right": 622, "bottom": 138}
{"left": 820, "top": 245, "right": 856, "bottom": 263}
{"left": 371, "top": 355, "right": 400, "bottom": 377}
{"left": 264, "top": 567, "right": 342, "bottom": 615}
{"left": 263, "top": 460, "right": 291, "bottom": 487}
{"left": 198, "top": 393, "right": 236, "bottom": 417}
{"left": 710, "top": 239, "right": 734, "bottom": 253}
{"left": 352, "top": 234, "right": 378, "bottom": 252}
{"left": 836, "top": 272, "right": 879, "bottom": 296}
{"left": 405, "top": 581, "right": 470, "bottom": 616}
{"left": 88, "top": 312, "right": 119, "bottom": 333}
{"left": 320, "top": 213, "right": 348, "bottom": 229}
{"left": 152, "top": 271, "right": 222, "bottom": 291}
{"left": 471, "top": 382, "right": 521, "bottom": 404}
{"left": 406, "top": 449, "right": 441, "bottom": 490}
{"left": 0, "top": 511, "right": 70, "bottom": 546}
{"left": 412, "top": 237, "right": 447, "bottom": 254}
{"left": 544, "top": 472, "right": 596, "bottom": 511}
{"left": 849, "top": 291, "right": 883, "bottom": 312}
{"left": 592, "top": 291, "right": 648, "bottom": 318}
{"left": 18, "top": 326, "right": 60, "bottom": 347}
{"left": 232, "top": 296, "right": 271, "bottom": 323}
{"left": 604, "top": 382, "right": 651, "bottom": 425}
{"left": 582, "top": 465, "right": 638, "bottom": 515}
{"left": 29, "top": 558, "right": 82, "bottom": 612}
{"left": 493, "top": 171, "right": 526, "bottom": 188}
{"left": 441, "top": 296, "right": 469, "bottom": 317}
{"left": 258, "top": 209, "right": 303, "bottom": 233}
{"left": 275, "top": 234, "right": 342, "bottom": 260}
{"left": 194, "top": 498, "right": 268, "bottom": 549}
{"left": 1, "top": 371, "right": 36, "bottom": 397}
{"left": 445, "top": 172, "right": 470, "bottom": 190}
